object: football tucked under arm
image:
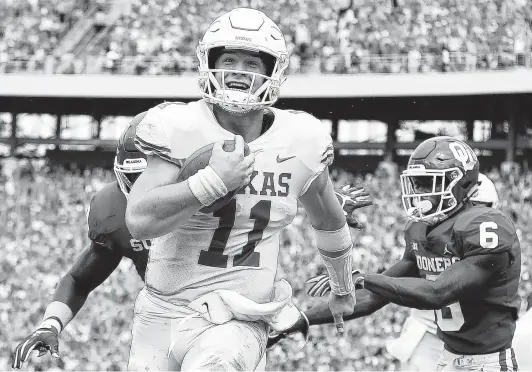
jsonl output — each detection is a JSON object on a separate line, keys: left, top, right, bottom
{"left": 175, "top": 140, "right": 250, "bottom": 213}
{"left": 126, "top": 106, "right": 207, "bottom": 239}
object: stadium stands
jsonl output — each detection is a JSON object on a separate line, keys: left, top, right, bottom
{"left": 2, "top": 0, "right": 532, "bottom": 369}
{"left": 1, "top": 0, "right": 531, "bottom": 74}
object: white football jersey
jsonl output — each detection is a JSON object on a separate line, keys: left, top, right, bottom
{"left": 135, "top": 100, "right": 334, "bottom": 305}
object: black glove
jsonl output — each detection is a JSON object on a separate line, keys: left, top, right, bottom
{"left": 334, "top": 184, "right": 372, "bottom": 230}
{"left": 306, "top": 270, "right": 364, "bottom": 297}
{"left": 267, "top": 311, "right": 310, "bottom": 348}
{"left": 12, "top": 326, "right": 60, "bottom": 369}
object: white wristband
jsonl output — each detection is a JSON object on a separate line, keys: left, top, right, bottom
{"left": 39, "top": 318, "right": 62, "bottom": 333}
{"left": 188, "top": 166, "right": 228, "bottom": 206}
{"left": 42, "top": 301, "right": 74, "bottom": 334}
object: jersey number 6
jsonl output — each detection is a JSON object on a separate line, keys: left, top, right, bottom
{"left": 479, "top": 221, "right": 499, "bottom": 249}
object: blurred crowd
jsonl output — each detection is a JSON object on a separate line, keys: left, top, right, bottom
{"left": 0, "top": 0, "right": 91, "bottom": 74}
{"left": 1, "top": 158, "right": 531, "bottom": 371}
{"left": 1, "top": 0, "right": 532, "bottom": 75}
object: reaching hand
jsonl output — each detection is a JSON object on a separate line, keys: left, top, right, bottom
{"left": 266, "top": 311, "right": 309, "bottom": 348}
{"left": 334, "top": 184, "right": 372, "bottom": 229}
{"left": 328, "top": 291, "right": 356, "bottom": 334}
{"left": 306, "top": 270, "right": 363, "bottom": 297}
{"left": 12, "top": 326, "right": 60, "bottom": 369}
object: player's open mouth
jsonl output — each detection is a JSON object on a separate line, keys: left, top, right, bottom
{"left": 226, "top": 81, "right": 250, "bottom": 91}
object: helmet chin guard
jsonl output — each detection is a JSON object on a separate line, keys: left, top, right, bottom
{"left": 400, "top": 166, "right": 464, "bottom": 225}
{"left": 200, "top": 65, "right": 284, "bottom": 115}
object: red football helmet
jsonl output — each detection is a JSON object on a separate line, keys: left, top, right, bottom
{"left": 114, "top": 112, "right": 147, "bottom": 196}
{"left": 400, "top": 136, "right": 480, "bottom": 224}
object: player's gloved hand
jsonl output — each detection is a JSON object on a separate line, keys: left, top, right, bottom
{"left": 334, "top": 184, "right": 372, "bottom": 230}
{"left": 12, "top": 326, "right": 60, "bottom": 369}
{"left": 306, "top": 270, "right": 364, "bottom": 297}
{"left": 209, "top": 135, "right": 255, "bottom": 192}
{"left": 266, "top": 310, "right": 310, "bottom": 349}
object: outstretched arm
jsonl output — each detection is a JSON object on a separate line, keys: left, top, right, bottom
{"left": 363, "top": 252, "right": 510, "bottom": 309}
{"left": 45, "top": 242, "right": 123, "bottom": 331}
{"left": 12, "top": 243, "right": 122, "bottom": 368}
{"left": 304, "top": 254, "right": 419, "bottom": 325}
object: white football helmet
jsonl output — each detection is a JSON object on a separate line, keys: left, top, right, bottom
{"left": 197, "top": 8, "right": 289, "bottom": 115}
{"left": 471, "top": 173, "right": 499, "bottom": 208}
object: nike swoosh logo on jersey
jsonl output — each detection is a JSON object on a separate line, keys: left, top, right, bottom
{"left": 276, "top": 155, "right": 296, "bottom": 163}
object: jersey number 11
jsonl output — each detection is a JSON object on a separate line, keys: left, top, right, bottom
{"left": 198, "top": 199, "right": 271, "bottom": 269}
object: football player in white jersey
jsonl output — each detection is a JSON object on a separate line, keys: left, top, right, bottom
{"left": 300, "top": 173, "right": 501, "bottom": 371}
{"left": 125, "top": 8, "right": 357, "bottom": 371}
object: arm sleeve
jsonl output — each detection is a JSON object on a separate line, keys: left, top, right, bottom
{"left": 53, "top": 242, "right": 122, "bottom": 314}
{"left": 134, "top": 105, "right": 182, "bottom": 165}
{"left": 455, "top": 211, "right": 515, "bottom": 258}
{"left": 299, "top": 114, "right": 334, "bottom": 195}
{"left": 86, "top": 194, "right": 116, "bottom": 250}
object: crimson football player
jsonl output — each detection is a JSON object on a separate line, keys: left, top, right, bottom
{"left": 12, "top": 113, "right": 149, "bottom": 369}
{"left": 272, "top": 137, "right": 521, "bottom": 372}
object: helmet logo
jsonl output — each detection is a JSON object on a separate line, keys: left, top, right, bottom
{"left": 124, "top": 158, "right": 147, "bottom": 167}
{"left": 449, "top": 142, "right": 476, "bottom": 171}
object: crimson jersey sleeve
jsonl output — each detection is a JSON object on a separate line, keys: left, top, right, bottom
{"left": 134, "top": 102, "right": 184, "bottom": 165}
{"left": 87, "top": 182, "right": 127, "bottom": 250}
{"left": 403, "top": 220, "right": 426, "bottom": 263}
{"left": 454, "top": 207, "right": 517, "bottom": 258}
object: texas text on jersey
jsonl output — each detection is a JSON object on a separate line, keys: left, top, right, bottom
{"left": 134, "top": 99, "right": 334, "bottom": 304}
{"left": 87, "top": 181, "right": 149, "bottom": 280}
{"left": 405, "top": 205, "right": 521, "bottom": 355}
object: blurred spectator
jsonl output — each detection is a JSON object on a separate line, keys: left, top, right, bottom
{"left": 1, "top": 0, "right": 532, "bottom": 74}
{"left": 0, "top": 0, "right": 89, "bottom": 74}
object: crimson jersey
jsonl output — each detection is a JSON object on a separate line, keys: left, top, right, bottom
{"left": 404, "top": 205, "right": 521, "bottom": 355}
{"left": 87, "top": 181, "right": 150, "bottom": 281}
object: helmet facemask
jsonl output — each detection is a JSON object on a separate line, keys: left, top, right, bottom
{"left": 198, "top": 44, "right": 288, "bottom": 115}
{"left": 400, "top": 166, "right": 465, "bottom": 225}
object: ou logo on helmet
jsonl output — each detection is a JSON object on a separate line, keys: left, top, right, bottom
{"left": 449, "top": 142, "right": 477, "bottom": 171}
